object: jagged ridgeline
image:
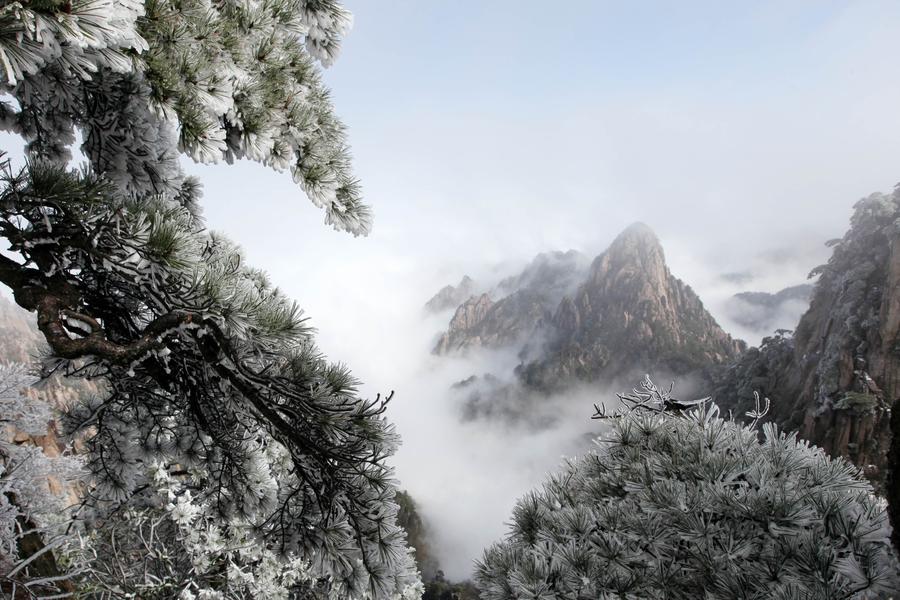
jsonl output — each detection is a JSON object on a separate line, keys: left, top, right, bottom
{"left": 431, "top": 223, "right": 744, "bottom": 396}
{"left": 425, "top": 276, "right": 476, "bottom": 314}
{"left": 714, "top": 190, "right": 900, "bottom": 488}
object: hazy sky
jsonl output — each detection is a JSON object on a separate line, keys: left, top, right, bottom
{"left": 6, "top": 0, "right": 900, "bottom": 580}
{"left": 193, "top": 0, "right": 900, "bottom": 320}
{"left": 180, "top": 1, "right": 900, "bottom": 576}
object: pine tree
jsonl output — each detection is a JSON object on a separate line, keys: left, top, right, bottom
{"left": 0, "top": 1, "right": 420, "bottom": 597}
{"left": 476, "top": 378, "right": 900, "bottom": 600}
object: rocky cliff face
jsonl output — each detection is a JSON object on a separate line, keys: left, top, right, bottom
{"left": 0, "top": 294, "right": 99, "bottom": 406}
{"left": 435, "top": 224, "right": 744, "bottom": 393}
{"left": 0, "top": 294, "right": 96, "bottom": 490}
{"left": 715, "top": 191, "right": 900, "bottom": 490}
{"left": 433, "top": 291, "right": 552, "bottom": 355}
{"left": 518, "top": 223, "right": 744, "bottom": 390}
{"left": 395, "top": 491, "right": 440, "bottom": 581}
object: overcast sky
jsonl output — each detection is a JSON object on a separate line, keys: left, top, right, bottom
{"left": 193, "top": 0, "right": 900, "bottom": 327}
{"left": 180, "top": 2, "right": 900, "bottom": 575}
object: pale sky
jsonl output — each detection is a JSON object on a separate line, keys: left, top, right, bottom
{"left": 195, "top": 0, "right": 900, "bottom": 324}
{"left": 7, "top": 0, "right": 900, "bottom": 579}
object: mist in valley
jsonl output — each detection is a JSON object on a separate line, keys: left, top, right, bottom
{"left": 221, "top": 225, "right": 831, "bottom": 579}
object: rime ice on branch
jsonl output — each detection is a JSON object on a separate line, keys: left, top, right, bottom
{"left": 0, "top": 0, "right": 419, "bottom": 597}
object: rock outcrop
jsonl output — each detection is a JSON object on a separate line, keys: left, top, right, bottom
{"left": 435, "top": 224, "right": 744, "bottom": 394}
{"left": 432, "top": 251, "right": 589, "bottom": 355}
{"left": 518, "top": 223, "right": 744, "bottom": 390}
{"left": 433, "top": 293, "right": 496, "bottom": 353}
{"left": 715, "top": 191, "right": 900, "bottom": 490}
{"left": 0, "top": 293, "right": 97, "bottom": 499}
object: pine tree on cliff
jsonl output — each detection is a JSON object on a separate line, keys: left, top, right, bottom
{"left": 0, "top": 1, "right": 420, "bottom": 597}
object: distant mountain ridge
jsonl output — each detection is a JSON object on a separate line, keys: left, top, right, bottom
{"left": 432, "top": 250, "right": 589, "bottom": 355}
{"left": 723, "top": 283, "right": 814, "bottom": 334}
{"left": 432, "top": 223, "right": 745, "bottom": 398}
{"left": 733, "top": 284, "right": 813, "bottom": 308}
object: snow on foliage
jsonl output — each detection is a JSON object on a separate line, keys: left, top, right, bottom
{"left": 0, "top": 0, "right": 369, "bottom": 234}
{"left": 476, "top": 379, "right": 900, "bottom": 599}
{"left": 0, "top": 362, "right": 85, "bottom": 597}
{"left": 0, "top": 156, "right": 419, "bottom": 597}
{"left": 0, "top": 0, "right": 420, "bottom": 596}
{"left": 76, "top": 460, "right": 425, "bottom": 600}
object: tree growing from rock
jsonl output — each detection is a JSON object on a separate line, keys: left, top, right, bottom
{"left": 0, "top": 0, "right": 420, "bottom": 597}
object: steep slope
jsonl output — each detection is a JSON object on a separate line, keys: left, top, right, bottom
{"left": 433, "top": 291, "right": 546, "bottom": 355}
{"left": 434, "top": 224, "right": 744, "bottom": 400}
{"left": 395, "top": 491, "right": 440, "bottom": 581}
{"left": 714, "top": 191, "right": 899, "bottom": 489}
{"left": 518, "top": 223, "right": 745, "bottom": 390}
{"left": 494, "top": 250, "right": 589, "bottom": 304}
{"left": 0, "top": 293, "right": 99, "bottom": 470}
{"left": 0, "top": 294, "right": 99, "bottom": 406}
{"left": 395, "top": 491, "right": 479, "bottom": 600}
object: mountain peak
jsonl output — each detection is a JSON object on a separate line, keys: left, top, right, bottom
{"left": 587, "top": 222, "right": 666, "bottom": 290}
{"left": 620, "top": 221, "right": 657, "bottom": 238}
{"left": 425, "top": 275, "right": 477, "bottom": 313}
{"left": 517, "top": 221, "right": 744, "bottom": 390}
{"left": 607, "top": 222, "right": 662, "bottom": 255}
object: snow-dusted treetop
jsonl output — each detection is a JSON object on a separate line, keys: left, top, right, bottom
{"left": 0, "top": 0, "right": 369, "bottom": 234}
{"left": 477, "top": 380, "right": 899, "bottom": 599}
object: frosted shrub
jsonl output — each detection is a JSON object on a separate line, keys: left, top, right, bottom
{"left": 76, "top": 460, "right": 425, "bottom": 600}
{"left": 477, "top": 378, "right": 899, "bottom": 599}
